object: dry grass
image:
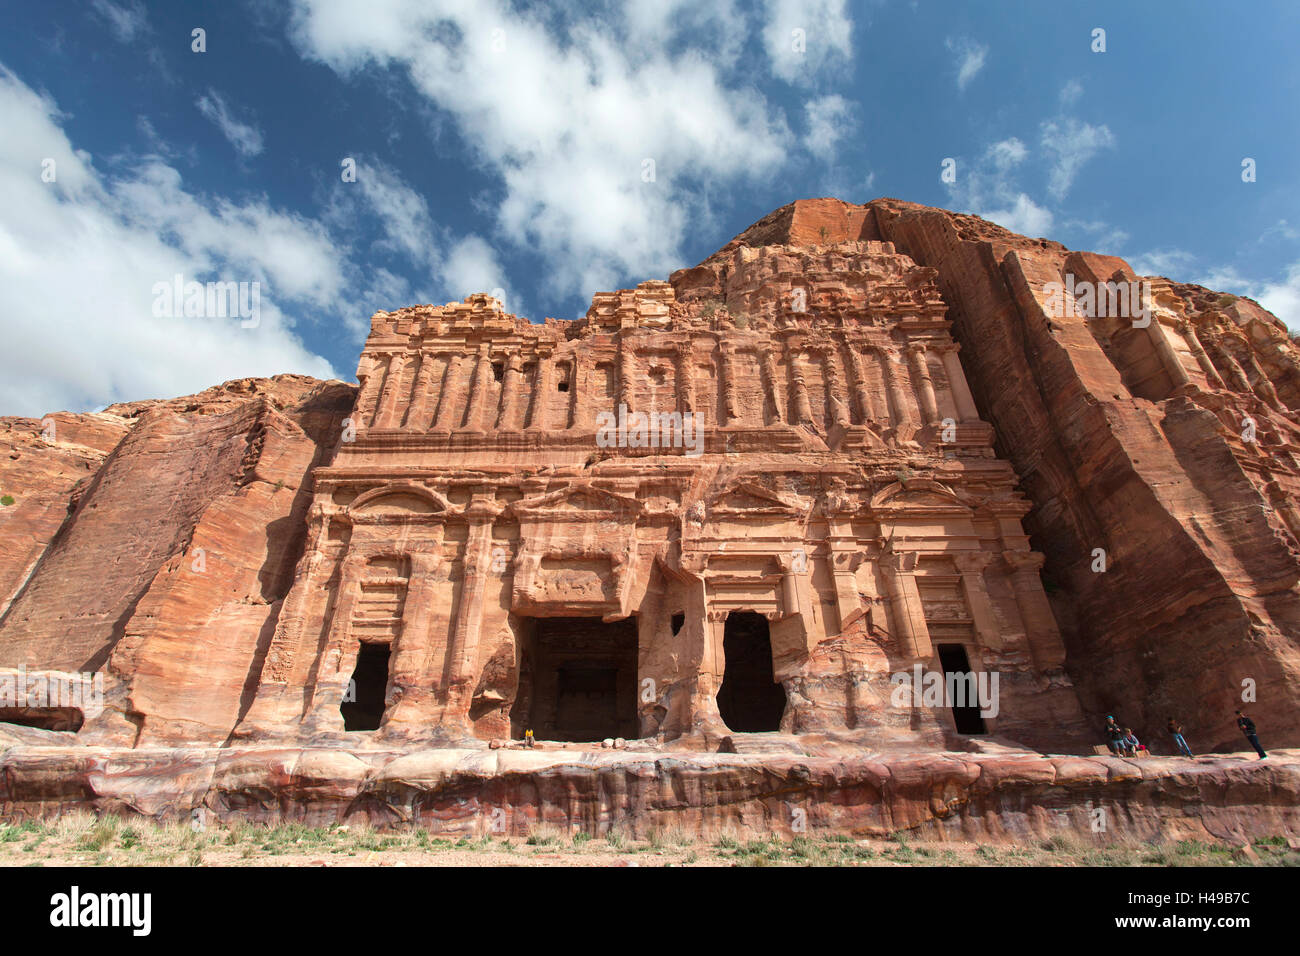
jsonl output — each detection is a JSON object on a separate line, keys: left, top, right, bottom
{"left": 0, "top": 815, "right": 1294, "bottom": 867}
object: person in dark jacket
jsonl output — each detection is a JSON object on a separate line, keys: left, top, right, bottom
{"left": 1167, "top": 717, "right": 1194, "bottom": 757}
{"left": 1235, "top": 710, "right": 1267, "bottom": 759}
{"left": 1104, "top": 715, "right": 1125, "bottom": 755}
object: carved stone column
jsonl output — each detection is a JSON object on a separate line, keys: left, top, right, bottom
{"left": 1003, "top": 551, "right": 1066, "bottom": 669}
{"left": 619, "top": 341, "right": 636, "bottom": 415}
{"left": 463, "top": 345, "right": 492, "bottom": 431}
{"left": 719, "top": 344, "right": 741, "bottom": 425}
{"left": 846, "top": 344, "right": 876, "bottom": 423}
{"left": 384, "top": 550, "right": 441, "bottom": 727}
{"left": 405, "top": 351, "right": 439, "bottom": 430}
{"left": 1176, "top": 321, "right": 1227, "bottom": 390}
{"left": 676, "top": 341, "right": 697, "bottom": 415}
{"left": 433, "top": 355, "right": 469, "bottom": 431}
{"left": 880, "top": 550, "right": 931, "bottom": 659}
{"left": 496, "top": 354, "right": 524, "bottom": 430}
{"left": 1238, "top": 345, "right": 1286, "bottom": 411}
{"left": 907, "top": 344, "right": 940, "bottom": 425}
{"left": 300, "top": 549, "right": 371, "bottom": 732}
{"left": 528, "top": 352, "right": 553, "bottom": 431}
{"left": 443, "top": 501, "right": 500, "bottom": 722}
{"left": 953, "top": 551, "right": 1002, "bottom": 651}
{"left": 881, "top": 348, "right": 914, "bottom": 431}
{"left": 760, "top": 349, "right": 786, "bottom": 424}
{"left": 1204, "top": 338, "right": 1253, "bottom": 394}
{"left": 355, "top": 355, "right": 388, "bottom": 430}
{"left": 937, "top": 343, "right": 980, "bottom": 422}
{"left": 823, "top": 348, "right": 851, "bottom": 426}
{"left": 374, "top": 353, "right": 414, "bottom": 429}
{"left": 1148, "top": 319, "right": 1191, "bottom": 389}
{"left": 788, "top": 351, "right": 814, "bottom": 425}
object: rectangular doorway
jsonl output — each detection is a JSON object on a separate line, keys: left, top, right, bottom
{"left": 936, "top": 643, "right": 987, "bottom": 735}
{"left": 511, "top": 616, "right": 637, "bottom": 741}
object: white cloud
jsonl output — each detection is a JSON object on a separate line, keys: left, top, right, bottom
{"left": 0, "top": 67, "right": 338, "bottom": 417}
{"left": 762, "top": 0, "right": 854, "bottom": 84}
{"left": 442, "top": 235, "right": 510, "bottom": 306}
{"left": 1040, "top": 116, "right": 1115, "bottom": 201}
{"left": 195, "top": 90, "right": 265, "bottom": 158}
{"left": 1129, "top": 249, "right": 1196, "bottom": 277}
{"left": 981, "top": 194, "right": 1054, "bottom": 238}
{"left": 90, "top": 0, "right": 147, "bottom": 44}
{"left": 1059, "top": 79, "right": 1084, "bottom": 106}
{"left": 944, "top": 138, "right": 1052, "bottom": 236}
{"left": 945, "top": 37, "right": 987, "bottom": 91}
{"left": 288, "top": 0, "right": 806, "bottom": 298}
{"left": 804, "top": 94, "right": 854, "bottom": 154}
{"left": 1196, "top": 263, "right": 1300, "bottom": 330}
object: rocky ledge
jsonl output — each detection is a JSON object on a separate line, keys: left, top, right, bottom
{"left": 1, "top": 743, "right": 1295, "bottom": 845}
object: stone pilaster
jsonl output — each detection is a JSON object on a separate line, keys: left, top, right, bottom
{"left": 937, "top": 343, "right": 980, "bottom": 422}
{"left": 907, "top": 344, "right": 940, "bottom": 425}
{"left": 433, "top": 355, "right": 469, "bottom": 431}
{"left": 1003, "top": 551, "right": 1066, "bottom": 669}
{"left": 405, "top": 352, "right": 439, "bottom": 430}
{"left": 846, "top": 344, "right": 876, "bottom": 423}
{"left": 953, "top": 551, "right": 1002, "bottom": 651}
{"left": 880, "top": 550, "right": 931, "bottom": 659}
{"left": 881, "top": 348, "right": 914, "bottom": 431}
{"left": 788, "top": 351, "right": 814, "bottom": 425}
{"left": 760, "top": 349, "right": 786, "bottom": 424}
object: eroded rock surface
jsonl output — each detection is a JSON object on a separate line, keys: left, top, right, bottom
{"left": 1, "top": 199, "right": 1297, "bottom": 836}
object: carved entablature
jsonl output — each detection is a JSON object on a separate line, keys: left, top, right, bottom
{"left": 507, "top": 484, "right": 640, "bottom": 619}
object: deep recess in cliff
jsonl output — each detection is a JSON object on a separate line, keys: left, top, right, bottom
{"left": 1, "top": 198, "right": 1297, "bottom": 838}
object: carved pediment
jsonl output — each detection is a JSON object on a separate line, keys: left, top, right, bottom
{"left": 348, "top": 484, "right": 451, "bottom": 518}
{"left": 870, "top": 479, "right": 972, "bottom": 514}
{"left": 703, "top": 480, "right": 810, "bottom": 516}
{"left": 510, "top": 484, "right": 642, "bottom": 520}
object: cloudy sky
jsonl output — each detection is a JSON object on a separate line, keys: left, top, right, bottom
{"left": 3, "top": 0, "right": 1298, "bottom": 416}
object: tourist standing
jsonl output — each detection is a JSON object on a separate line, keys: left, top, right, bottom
{"left": 1167, "top": 717, "right": 1194, "bottom": 757}
{"left": 1235, "top": 710, "right": 1267, "bottom": 759}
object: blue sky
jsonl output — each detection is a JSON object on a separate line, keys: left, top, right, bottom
{"left": 3, "top": 0, "right": 1298, "bottom": 416}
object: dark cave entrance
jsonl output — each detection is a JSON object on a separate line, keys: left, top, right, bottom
{"left": 717, "top": 611, "right": 786, "bottom": 732}
{"left": 0, "top": 708, "right": 84, "bottom": 731}
{"left": 511, "top": 616, "right": 638, "bottom": 741}
{"left": 341, "top": 641, "right": 390, "bottom": 731}
{"left": 936, "top": 643, "right": 987, "bottom": 735}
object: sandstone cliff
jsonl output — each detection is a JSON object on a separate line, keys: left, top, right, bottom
{"left": 0, "top": 375, "right": 356, "bottom": 744}
{"left": 745, "top": 198, "right": 1300, "bottom": 752}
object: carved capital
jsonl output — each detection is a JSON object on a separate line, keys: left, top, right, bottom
{"left": 953, "top": 551, "right": 994, "bottom": 573}
{"left": 1002, "top": 550, "right": 1045, "bottom": 573}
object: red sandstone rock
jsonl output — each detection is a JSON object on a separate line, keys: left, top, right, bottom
{"left": 1, "top": 198, "right": 1298, "bottom": 837}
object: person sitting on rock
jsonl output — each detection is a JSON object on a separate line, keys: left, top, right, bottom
{"left": 1235, "top": 710, "right": 1267, "bottom": 759}
{"left": 1104, "top": 715, "right": 1125, "bottom": 755}
{"left": 1121, "top": 728, "right": 1141, "bottom": 757}
{"left": 1167, "top": 717, "right": 1194, "bottom": 757}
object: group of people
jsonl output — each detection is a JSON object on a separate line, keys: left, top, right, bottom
{"left": 1103, "top": 711, "right": 1268, "bottom": 759}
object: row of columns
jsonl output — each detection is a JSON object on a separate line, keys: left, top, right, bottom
{"left": 356, "top": 338, "right": 985, "bottom": 435}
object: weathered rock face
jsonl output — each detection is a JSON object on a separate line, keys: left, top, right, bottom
{"left": 2, "top": 198, "right": 1297, "bottom": 773}
{"left": 853, "top": 199, "right": 1300, "bottom": 753}
{"left": 0, "top": 376, "right": 356, "bottom": 744}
